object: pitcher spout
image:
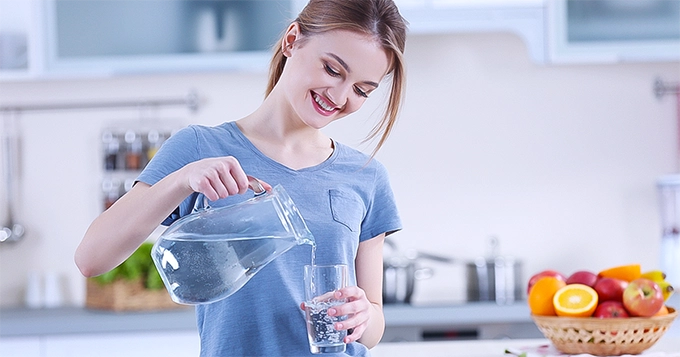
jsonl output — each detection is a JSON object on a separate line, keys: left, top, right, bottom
{"left": 296, "top": 233, "right": 315, "bottom": 246}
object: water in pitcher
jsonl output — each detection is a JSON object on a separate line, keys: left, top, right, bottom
{"left": 153, "top": 233, "right": 313, "bottom": 304}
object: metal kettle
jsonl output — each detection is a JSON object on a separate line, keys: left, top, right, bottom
{"left": 465, "top": 236, "right": 523, "bottom": 304}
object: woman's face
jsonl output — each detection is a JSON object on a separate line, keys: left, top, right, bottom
{"left": 280, "top": 26, "right": 390, "bottom": 129}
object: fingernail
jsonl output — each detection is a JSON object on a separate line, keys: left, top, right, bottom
{"left": 328, "top": 308, "right": 336, "bottom": 315}
{"left": 336, "top": 323, "right": 343, "bottom": 329}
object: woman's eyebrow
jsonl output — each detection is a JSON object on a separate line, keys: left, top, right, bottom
{"left": 327, "top": 52, "right": 349, "bottom": 72}
{"left": 326, "top": 52, "right": 380, "bottom": 88}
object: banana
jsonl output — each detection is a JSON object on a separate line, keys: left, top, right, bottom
{"left": 641, "top": 270, "right": 666, "bottom": 281}
{"left": 656, "top": 279, "right": 675, "bottom": 301}
{"left": 641, "top": 270, "right": 674, "bottom": 301}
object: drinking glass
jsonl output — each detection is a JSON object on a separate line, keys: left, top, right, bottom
{"left": 303, "top": 264, "right": 348, "bottom": 354}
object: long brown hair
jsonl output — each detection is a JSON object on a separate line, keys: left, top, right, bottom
{"left": 266, "top": 0, "right": 408, "bottom": 156}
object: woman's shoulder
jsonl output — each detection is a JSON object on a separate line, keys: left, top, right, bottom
{"left": 182, "top": 121, "right": 235, "bottom": 134}
{"left": 174, "top": 122, "right": 238, "bottom": 142}
{"left": 333, "top": 141, "right": 388, "bottom": 173}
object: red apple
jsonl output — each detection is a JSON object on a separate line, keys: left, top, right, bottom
{"left": 622, "top": 278, "right": 664, "bottom": 317}
{"left": 528, "top": 270, "right": 566, "bottom": 294}
{"left": 593, "top": 301, "right": 630, "bottom": 318}
{"left": 566, "top": 270, "right": 598, "bottom": 287}
{"left": 593, "top": 277, "right": 628, "bottom": 302}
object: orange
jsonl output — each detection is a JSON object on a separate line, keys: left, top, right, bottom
{"left": 553, "top": 284, "right": 598, "bottom": 317}
{"left": 654, "top": 305, "right": 669, "bottom": 316}
{"left": 597, "top": 264, "right": 641, "bottom": 282}
{"left": 528, "top": 277, "right": 567, "bottom": 316}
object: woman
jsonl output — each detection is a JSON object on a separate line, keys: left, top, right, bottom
{"left": 75, "top": 0, "right": 407, "bottom": 355}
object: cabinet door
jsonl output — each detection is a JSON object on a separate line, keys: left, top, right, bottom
{"left": 0, "top": 336, "right": 42, "bottom": 357}
{"left": 44, "top": 331, "right": 199, "bottom": 357}
{"left": 44, "top": 0, "right": 294, "bottom": 75}
{"left": 547, "top": 0, "right": 680, "bottom": 63}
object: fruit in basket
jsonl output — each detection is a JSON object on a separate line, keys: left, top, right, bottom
{"left": 553, "top": 283, "right": 598, "bottom": 317}
{"left": 597, "top": 263, "right": 641, "bottom": 282}
{"left": 654, "top": 305, "right": 670, "bottom": 316}
{"left": 640, "top": 270, "right": 666, "bottom": 281}
{"left": 656, "top": 279, "right": 675, "bottom": 301}
{"left": 529, "top": 277, "right": 567, "bottom": 316}
{"left": 622, "top": 278, "right": 664, "bottom": 317}
{"left": 527, "top": 270, "right": 566, "bottom": 294}
{"left": 593, "top": 300, "right": 629, "bottom": 318}
{"left": 641, "top": 270, "right": 675, "bottom": 301}
{"left": 593, "top": 277, "right": 628, "bottom": 302}
{"left": 566, "top": 270, "right": 598, "bottom": 287}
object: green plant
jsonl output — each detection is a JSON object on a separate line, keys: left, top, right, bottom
{"left": 92, "top": 242, "right": 164, "bottom": 290}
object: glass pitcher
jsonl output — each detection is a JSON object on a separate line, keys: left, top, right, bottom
{"left": 151, "top": 182, "right": 315, "bottom": 305}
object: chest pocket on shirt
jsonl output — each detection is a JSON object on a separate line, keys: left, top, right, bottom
{"left": 329, "top": 189, "right": 365, "bottom": 232}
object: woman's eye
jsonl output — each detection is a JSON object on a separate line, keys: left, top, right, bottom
{"left": 324, "top": 64, "right": 340, "bottom": 77}
{"left": 354, "top": 86, "right": 368, "bottom": 98}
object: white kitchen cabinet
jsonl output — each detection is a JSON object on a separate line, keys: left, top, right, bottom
{"left": 1, "top": 331, "right": 199, "bottom": 357}
{"left": 0, "top": 0, "right": 299, "bottom": 81}
{"left": 0, "top": 336, "right": 42, "bottom": 357}
{"left": 395, "top": 0, "right": 547, "bottom": 63}
{"left": 546, "top": 0, "right": 680, "bottom": 63}
{"left": 394, "top": 0, "right": 680, "bottom": 64}
{"left": 43, "top": 331, "right": 199, "bottom": 357}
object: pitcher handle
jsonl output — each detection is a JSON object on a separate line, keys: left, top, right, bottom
{"left": 248, "top": 176, "right": 267, "bottom": 197}
{"left": 192, "top": 176, "right": 267, "bottom": 213}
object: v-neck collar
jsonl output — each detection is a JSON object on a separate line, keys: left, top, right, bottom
{"left": 225, "top": 121, "right": 338, "bottom": 173}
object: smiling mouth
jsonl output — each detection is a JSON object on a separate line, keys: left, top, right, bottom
{"left": 313, "top": 93, "right": 336, "bottom": 114}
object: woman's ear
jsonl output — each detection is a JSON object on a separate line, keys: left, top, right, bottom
{"left": 282, "top": 22, "right": 301, "bottom": 57}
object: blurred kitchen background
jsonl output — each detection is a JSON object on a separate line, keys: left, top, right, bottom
{"left": 0, "top": 0, "right": 679, "bottom": 311}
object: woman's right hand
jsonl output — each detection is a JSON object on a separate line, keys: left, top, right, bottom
{"left": 182, "top": 156, "right": 271, "bottom": 201}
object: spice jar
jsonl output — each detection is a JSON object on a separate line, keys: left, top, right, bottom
{"left": 124, "top": 130, "right": 143, "bottom": 170}
{"left": 102, "top": 131, "right": 120, "bottom": 171}
{"left": 146, "top": 130, "right": 165, "bottom": 161}
{"left": 102, "top": 178, "right": 121, "bottom": 210}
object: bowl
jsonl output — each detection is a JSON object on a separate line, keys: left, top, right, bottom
{"left": 531, "top": 307, "right": 677, "bottom": 356}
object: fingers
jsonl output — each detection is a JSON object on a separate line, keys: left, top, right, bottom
{"left": 326, "top": 287, "right": 372, "bottom": 343}
{"left": 247, "top": 175, "right": 273, "bottom": 194}
{"left": 186, "top": 157, "right": 251, "bottom": 200}
{"left": 344, "top": 326, "right": 364, "bottom": 344}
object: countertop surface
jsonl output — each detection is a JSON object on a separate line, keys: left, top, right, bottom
{"left": 371, "top": 337, "right": 680, "bottom": 357}
{"left": 1, "top": 295, "right": 678, "bottom": 340}
{"left": 0, "top": 301, "right": 532, "bottom": 337}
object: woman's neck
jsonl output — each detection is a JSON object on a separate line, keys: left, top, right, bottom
{"left": 235, "top": 103, "right": 334, "bottom": 170}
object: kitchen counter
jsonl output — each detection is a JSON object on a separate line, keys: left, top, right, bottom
{"left": 1, "top": 299, "right": 678, "bottom": 357}
{"left": 0, "top": 301, "right": 534, "bottom": 338}
{"left": 1, "top": 296, "right": 678, "bottom": 341}
{"left": 371, "top": 337, "right": 680, "bottom": 357}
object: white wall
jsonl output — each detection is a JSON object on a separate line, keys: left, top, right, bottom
{"left": 0, "top": 32, "right": 678, "bottom": 307}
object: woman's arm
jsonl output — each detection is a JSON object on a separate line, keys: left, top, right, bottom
{"left": 326, "top": 234, "right": 386, "bottom": 348}
{"left": 354, "top": 233, "right": 386, "bottom": 348}
{"left": 74, "top": 156, "right": 253, "bottom": 277}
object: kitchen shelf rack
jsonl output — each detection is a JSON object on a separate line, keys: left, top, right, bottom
{"left": 0, "top": 90, "right": 200, "bottom": 114}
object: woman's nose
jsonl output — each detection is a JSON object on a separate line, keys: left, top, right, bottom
{"left": 326, "top": 84, "right": 353, "bottom": 109}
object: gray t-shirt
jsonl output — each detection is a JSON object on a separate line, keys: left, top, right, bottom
{"left": 137, "top": 122, "right": 401, "bottom": 356}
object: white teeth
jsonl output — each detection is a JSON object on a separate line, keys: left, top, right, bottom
{"left": 313, "top": 94, "right": 334, "bottom": 112}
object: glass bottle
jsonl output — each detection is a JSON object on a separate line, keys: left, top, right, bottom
{"left": 124, "top": 130, "right": 143, "bottom": 170}
{"left": 102, "top": 131, "right": 120, "bottom": 171}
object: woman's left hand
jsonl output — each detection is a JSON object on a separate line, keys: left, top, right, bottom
{"left": 327, "top": 286, "right": 373, "bottom": 343}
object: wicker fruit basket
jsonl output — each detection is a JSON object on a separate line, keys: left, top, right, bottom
{"left": 86, "top": 278, "right": 184, "bottom": 312}
{"left": 531, "top": 307, "right": 678, "bottom": 356}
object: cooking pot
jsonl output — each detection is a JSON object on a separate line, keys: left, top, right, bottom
{"left": 382, "top": 239, "right": 452, "bottom": 304}
{"left": 465, "top": 237, "right": 523, "bottom": 304}
{"left": 382, "top": 237, "right": 523, "bottom": 305}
